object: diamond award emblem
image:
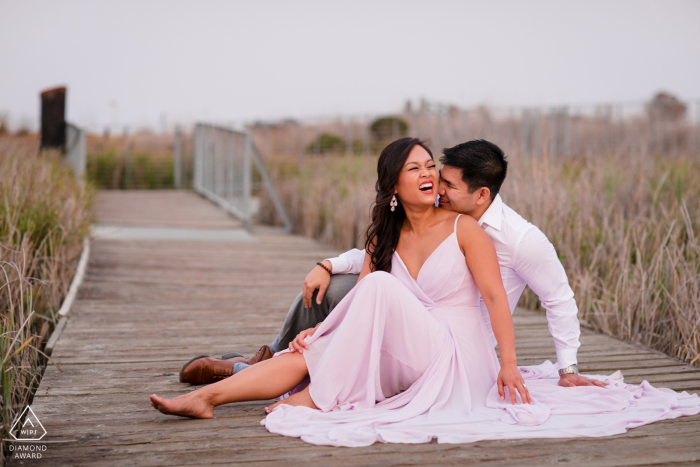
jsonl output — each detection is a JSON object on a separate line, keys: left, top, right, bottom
{"left": 10, "top": 407, "right": 47, "bottom": 441}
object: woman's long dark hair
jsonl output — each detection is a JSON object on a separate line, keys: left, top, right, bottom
{"left": 364, "top": 137, "right": 433, "bottom": 273}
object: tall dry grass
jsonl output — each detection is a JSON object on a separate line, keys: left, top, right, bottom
{"left": 259, "top": 149, "right": 700, "bottom": 367}
{"left": 257, "top": 155, "right": 376, "bottom": 249}
{"left": 507, "top": 153, "right": 700, "bottom": 364}
{"left": 0, "top": 138, "right": 93, "bottom": 463}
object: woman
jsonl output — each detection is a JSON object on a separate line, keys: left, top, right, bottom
{"left": 151, "top": 138, "right": 700, "bottom": 447}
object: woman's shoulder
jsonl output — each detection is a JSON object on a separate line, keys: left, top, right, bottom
{"left": 435, "top": 209, "right": 479, "bottom": 232}
{"left": 455, "top": 212, "right": 479, "bottom": 230}
{"left": 455, "top": 213, "right": 486, "bottom": 245}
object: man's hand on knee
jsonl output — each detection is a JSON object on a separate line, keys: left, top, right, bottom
{"left": 303, "top": 261, "right": 332, "bottom": 308}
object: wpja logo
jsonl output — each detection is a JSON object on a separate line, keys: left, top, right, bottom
{"left": 10, "top": 407, "right": 46, "bottom": 441}
{"left": 9, "top": 407, "right": 47, "bottom": 459}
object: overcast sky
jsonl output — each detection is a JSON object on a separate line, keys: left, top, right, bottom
{"left": 1, "top": 0, "right": 699, "bottom": 132}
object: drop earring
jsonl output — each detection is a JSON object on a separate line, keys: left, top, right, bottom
{"left": 390, "top": 194, "right": 398, "bottom": 212}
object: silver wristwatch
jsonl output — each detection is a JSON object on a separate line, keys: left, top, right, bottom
{"left": 558, "top": 364, "right": 579, "bottom": 376}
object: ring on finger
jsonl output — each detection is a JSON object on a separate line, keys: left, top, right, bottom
{"left": 522, "top": 383, "right": 527, "bottom": 388}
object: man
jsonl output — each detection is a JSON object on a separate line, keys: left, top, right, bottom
{"left": 180, "top": 140, "right": 605, "bottom": 388}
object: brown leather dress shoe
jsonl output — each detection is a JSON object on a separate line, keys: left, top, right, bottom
{"left": 179, "top": 356, "right": 236, "bottom": 385}
{"left": 179, "top": 346, "right": 275, "bottom": 385}
{"left": 247, "top": 345, "right": 274, "bottom": 364}
{"left": 223, "top": 345, "right": 275, "bottom": 365}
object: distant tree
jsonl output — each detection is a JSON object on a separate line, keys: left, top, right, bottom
{"left": 306, "top": 133, "right": 345, "bottom": 154}
{"left": 369, "top": 117, "right": 408, "bottom": 141}
{"left": 647, "top": 92, "right": 687, "bottom": 122}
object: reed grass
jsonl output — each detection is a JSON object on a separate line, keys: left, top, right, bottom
{"left": 0, "top": 139, "right": 93, "bottom": 463}
{"left": 508, "top": 153, "right": 700, "bottom": 365}
{"left": 259, "top": 150, "right": 700, "bottom": 367}
{"left": 87, "top": 149, "right": 192, "bottom": 189}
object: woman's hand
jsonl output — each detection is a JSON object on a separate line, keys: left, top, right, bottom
{"left": 498, "top": 362, "right": 531, "bottom": 405}
{"left": 288, "top": 325, "right": 319, "bottom": 353}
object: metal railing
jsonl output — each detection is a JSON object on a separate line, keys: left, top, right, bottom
{"left": 193, "top": 123, "right": 292, "bottom": 231}
{"left": 65, "top": 122, "right": 86, "bottom": 183}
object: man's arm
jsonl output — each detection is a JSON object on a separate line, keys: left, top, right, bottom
{"left": 302, "top": 249, "right": 366, "bottom": 308}
{"left": 513, "top": 227, "right": 581, "bottom": 369}
{"left": 326, "top": 249, "right": 366, "bottom": 275}
{"left": 513, "top": 227, "right": 606, "bottom": 387}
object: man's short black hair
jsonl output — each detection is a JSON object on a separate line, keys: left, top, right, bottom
{"left": 440, "top": 140, "right": 508, "bottom": 199}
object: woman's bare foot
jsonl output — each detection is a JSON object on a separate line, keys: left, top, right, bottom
{"left": 265, "top": 386, "right": 318, "bottom": 413}
{"left": 150, "top": 391, "right": 214, "bottom": 419}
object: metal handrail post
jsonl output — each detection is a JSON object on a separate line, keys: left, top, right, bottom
{"left": 242, "top": 134, "right": 252, "bottom": 221}
{"left": 248, "top": 139, "right": 292, "bottom": 232}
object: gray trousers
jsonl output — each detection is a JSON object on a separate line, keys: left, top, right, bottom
{"left": 232, "top": 274, "right": 359, "bottom": 374}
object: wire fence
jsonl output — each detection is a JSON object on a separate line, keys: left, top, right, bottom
{"left": 246, "top": 95, "right": 700, "bottom": 163}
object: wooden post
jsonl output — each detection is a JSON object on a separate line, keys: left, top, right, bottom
{"left": 40, "top": 87, "right": 66, "bottom": 150}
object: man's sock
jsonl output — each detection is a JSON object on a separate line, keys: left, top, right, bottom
{"left": 233, "top": 362, "right": 251, "bottom": 374}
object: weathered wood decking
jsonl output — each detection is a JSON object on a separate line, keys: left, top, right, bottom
{"left": 20, "top": 191, "right": 700, "bottom": 466}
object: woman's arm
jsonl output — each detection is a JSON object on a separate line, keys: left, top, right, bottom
{"left": 456, "top": 215, "right": 531, "bottom": 405}
{"left": 357, "top": 244, "right": 375, "bottom": 282}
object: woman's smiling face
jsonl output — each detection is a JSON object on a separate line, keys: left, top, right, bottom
{"left": 394, "top": 145, "right": 438, "bottom": 209}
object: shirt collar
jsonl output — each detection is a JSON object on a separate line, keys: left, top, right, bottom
{"left": 477, "top": 194, "right": 503, "bottom": 231}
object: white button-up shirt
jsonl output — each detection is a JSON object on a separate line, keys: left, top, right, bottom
{"left": 327, "top": 194, "right": 581, "bottom": 369}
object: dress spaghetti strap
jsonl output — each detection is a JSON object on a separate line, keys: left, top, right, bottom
{"left": 453, "top": 214, "right": 463, "bottom": 234}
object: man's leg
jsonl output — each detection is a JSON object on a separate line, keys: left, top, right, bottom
{"left": 232, "top": 274, "right": 358, "bottom": 374}
{"left": 181, "top": 274, "right": 359, "bottom": 382}
{"left": 275, "top": 273, "right": 359, "bottom": 351}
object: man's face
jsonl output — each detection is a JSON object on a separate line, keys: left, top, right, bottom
{"left": 437, "top": 165, "right": 483, "bottom": 215}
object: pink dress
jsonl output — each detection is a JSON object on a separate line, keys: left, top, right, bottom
{"left": 263, "top": 215, "right": 700, "bottom": 447}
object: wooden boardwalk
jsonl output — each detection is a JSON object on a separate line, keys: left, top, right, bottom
{"left": 20, "top": 191, "right": 700, "bottom": 466}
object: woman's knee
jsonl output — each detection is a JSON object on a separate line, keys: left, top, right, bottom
{"left": 362, "top": 270, "right": 395, "bottom": 286}
{"left": 275, "top": 351, "right": 309, "bottom": 375}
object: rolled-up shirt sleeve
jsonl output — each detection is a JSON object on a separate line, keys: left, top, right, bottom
{"left": 326, "top": 249, "right": 365, "bottom": 275}
{"left": 513, "top": 227, "right": 581, "bottom": 369}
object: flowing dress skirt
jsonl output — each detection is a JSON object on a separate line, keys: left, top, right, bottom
{"left": 264, "top": 220, "right": 700, "bottom": 447}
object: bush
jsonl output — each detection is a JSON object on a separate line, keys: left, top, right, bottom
{"left": 369, "top": 117, "right": 408, "bottom": 142}
{"left": 86, "top": 149, "right": 188, "bottom": 189}
{"left": 305, "top": 133, "right": 346, "bottom": 155}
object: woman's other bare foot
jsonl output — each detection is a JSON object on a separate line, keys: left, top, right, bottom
{"left": 150, "top": 391, "right": 214, "bottom": 419}
{"left": 265, "top": 386, "right": 318, "bottom": 414}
